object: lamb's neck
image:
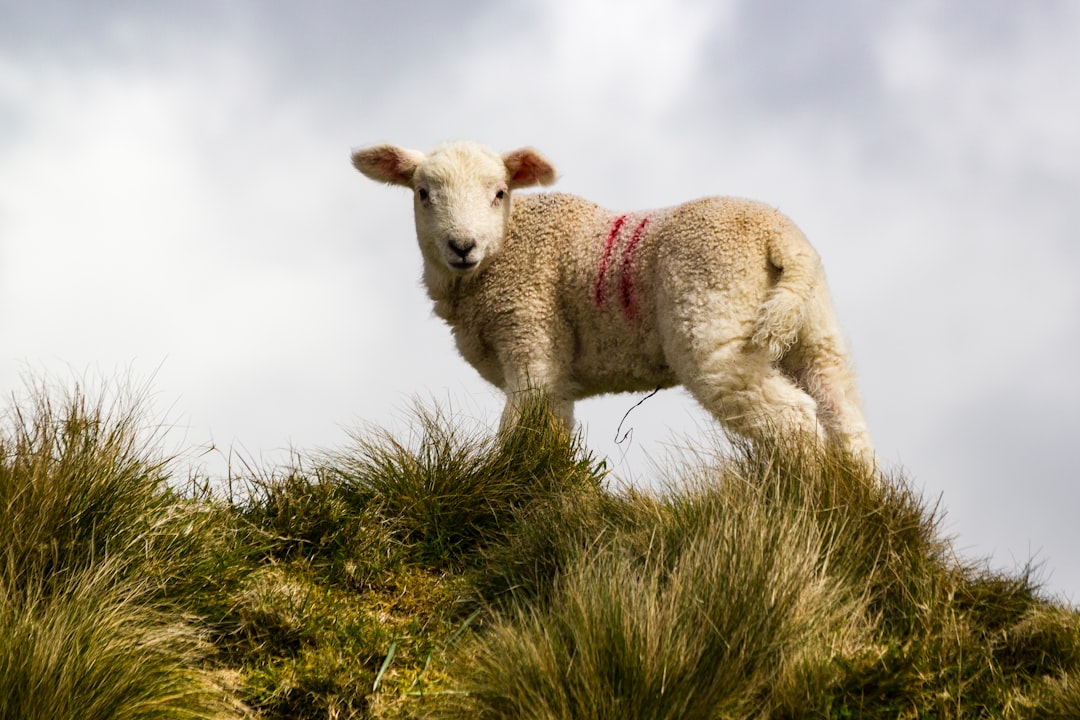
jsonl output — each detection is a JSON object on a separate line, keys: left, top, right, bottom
{"left": 423, "top": 264, "right": 467, "bottom": 322}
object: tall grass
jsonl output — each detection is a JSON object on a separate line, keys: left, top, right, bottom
{"left": 435, "top": 436, "right": 1080, "bottom": 719}
{"left": 0, "top": 560, "right": 233, "bottom": 720}
{"left": 0, "top": 380, "right": 244, "bottom": 719}
{"left": 0, "top": 380, "right": 247, "bottom": 608}
{"left": 322, "top": 395, "right": 605, "bottom": 567}
{"left": 226, "top": 395, "right": 607, "bottom": 716}
{"left": 0, "top": 382, "right": 169, "bottom": 584}
{"left": 444, "top": 504, "right": 864, "bottom": 718}
{"left": 2, "top": 380, "right": 1077, "bottom": 718}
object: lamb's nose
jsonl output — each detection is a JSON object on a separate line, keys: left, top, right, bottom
{"left": 448, "top": 238, "right": 476, "bottom": 259}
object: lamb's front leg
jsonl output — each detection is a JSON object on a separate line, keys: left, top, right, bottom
{"left": 499, "top": 394, "right": 574, "bottom": 431}
{"left": 498, "top": 361, "right": 575, "bottom": 431}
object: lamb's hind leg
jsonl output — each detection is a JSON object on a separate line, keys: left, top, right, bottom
{"left": 783, "top": 342, "right": 874, "bottom": 465}
{"left": 777, "top": 283, "right": 876, "bottom": 465}
{"left": 675, "top": 334, "right": 825, "bottom": 446}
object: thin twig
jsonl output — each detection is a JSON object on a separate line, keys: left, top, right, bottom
{"left": 614, "top": 387, "right": 661, "bottom": 445}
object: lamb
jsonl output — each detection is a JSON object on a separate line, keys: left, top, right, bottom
{"left": 351, "top": 141, "right": 874, "bottom": 463}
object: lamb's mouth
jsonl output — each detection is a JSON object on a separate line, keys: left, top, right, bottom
{"left": 449, "top": 259, "right": 479, "bottom": 271}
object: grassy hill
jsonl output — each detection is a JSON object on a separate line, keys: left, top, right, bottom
{"left": 2, "top": 381, "right": 1078, "bottom": 719}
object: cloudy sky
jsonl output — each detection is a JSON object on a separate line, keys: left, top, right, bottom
{"left": 2, "top": 0, "right": 1077, "bottom": 601}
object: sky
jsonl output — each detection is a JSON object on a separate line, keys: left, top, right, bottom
{"left": 1, "top": 0, "right": 1077, "bottom": 601}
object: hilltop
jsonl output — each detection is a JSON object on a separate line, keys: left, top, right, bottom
{"left": 1, "top": 381, "right": 1078, "bottom": 718}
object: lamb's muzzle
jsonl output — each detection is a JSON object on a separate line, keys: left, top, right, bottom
{"left": 447, "top": 237, "right": 478, "bottom": 269}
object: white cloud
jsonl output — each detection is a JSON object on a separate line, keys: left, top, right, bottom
{"left": 1, "top": 1, "right": 1078, "bottom": 599}
{"left": 540, "top": 0, "right": 725, "bottom": 115}
{"left": 0, "top": 41, "right": 398, "bottom": 466}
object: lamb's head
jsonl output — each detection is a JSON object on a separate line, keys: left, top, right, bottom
{"left": 352, "top": 141, "right": 556, "bottom": 277}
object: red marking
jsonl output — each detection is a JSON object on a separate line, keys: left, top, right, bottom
{"left": 593, "top": 214, "right": 626, "bottom": 306}
{"left": 618, "top": 218, "right": 649, "bottom": 319}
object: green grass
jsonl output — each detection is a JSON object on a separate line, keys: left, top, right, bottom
{"left": 0, "top": 560, "right": 236, "bottom": 720}
{"left": 0, "top": 380, "right": 243, "bottom": 719}
{"left": 1, "top": 380, "right": 1077, "bottom": 718}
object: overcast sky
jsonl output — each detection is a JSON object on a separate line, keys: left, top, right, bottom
{"left": 2, "top": 0, "right": 1077, "bottom": 602}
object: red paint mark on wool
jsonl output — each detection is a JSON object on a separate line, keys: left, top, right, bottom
{"left": 593, "top": 214, "right": 627, "bottom": 307}
{"left": 618, "top": 218, "right": 649, "bottom": 319}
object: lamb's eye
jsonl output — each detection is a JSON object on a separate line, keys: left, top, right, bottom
{"left": 417, "top": 187, "right": 430, "bottom": 202}
{"left": 494, "top": 189, "right": 506, "bottom": 203}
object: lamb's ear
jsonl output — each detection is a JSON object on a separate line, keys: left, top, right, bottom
{"left": 503, "top": 148, "right": 557, "bottom": 189}
{"left": 351, "top": 145, "right": 425, "bottom": 187}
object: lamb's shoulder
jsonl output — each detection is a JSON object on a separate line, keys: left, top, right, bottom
{"left": 508, "top": 192, "right": 604, "bottom": 250}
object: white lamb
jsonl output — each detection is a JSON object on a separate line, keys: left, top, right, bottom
{"left": 352, "top": 141, "right": 874, "bottom": 463}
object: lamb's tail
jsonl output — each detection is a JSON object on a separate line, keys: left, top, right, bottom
{"left": 751, "top": 225, "right": 822, "bottom": 361}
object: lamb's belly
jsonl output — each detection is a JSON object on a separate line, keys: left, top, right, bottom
{"left": 569, "top": 338, "right": 676, "bottom": 397}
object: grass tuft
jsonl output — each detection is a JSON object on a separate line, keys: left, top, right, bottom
{"left": 433, "top": 433, "right": 1080, "bottom": 719}
{"left": 0, "top": 379, "right": 243, "bottom": 719}
{"left": 0, "top": 561, "right": 239, "bottom": 720}
{"left": 323, "top": 392, "right": 605, "bottom": 566}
